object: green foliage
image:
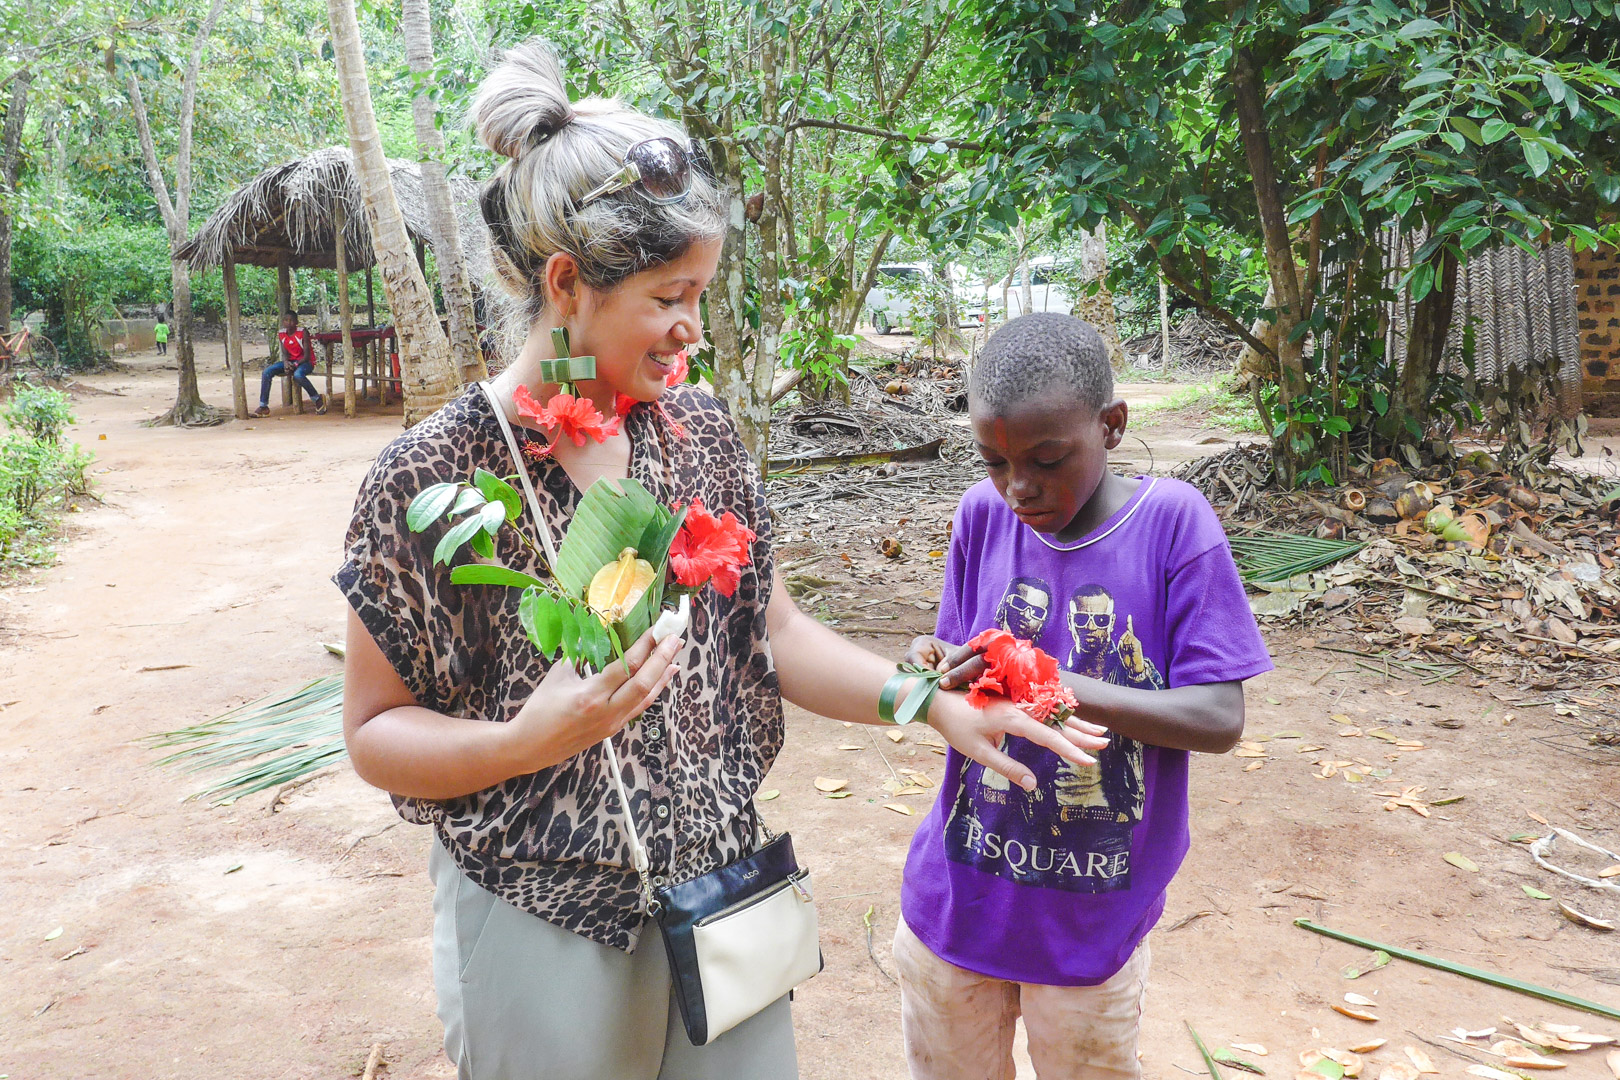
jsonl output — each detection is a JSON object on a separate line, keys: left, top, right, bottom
{"left": 407, "top": 474, "right": 677, "bottom": 668}
{"left": 954, "top": 0, "right": 1620, "bottom": 485}
{"left": 0, "top": 383, "right": 93, "bottom": 562}
{"left": 4, "top": 383, "right": 75, "bottom": 442}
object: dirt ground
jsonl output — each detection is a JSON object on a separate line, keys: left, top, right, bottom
{"left": 2, "top": 345, "right": 1618, "bottom": 1080}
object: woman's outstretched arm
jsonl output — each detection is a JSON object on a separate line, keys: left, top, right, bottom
{"left": 763, "top": 569, "right": 1108, "bottom": 791}
{"left": 342, "top": 609, "right": 683, "bottom": 800}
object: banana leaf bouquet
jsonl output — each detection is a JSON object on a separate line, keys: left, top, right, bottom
{"left": 406, "top": 466, "right": 754, "bottom": 673}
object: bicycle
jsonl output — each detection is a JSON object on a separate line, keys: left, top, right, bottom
{"left": 0, "top": 325, "right": 58, "bottom": 376}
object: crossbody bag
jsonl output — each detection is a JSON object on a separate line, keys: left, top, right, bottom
{"left": 478, "top": 380, "right": 823, "bottom": 1046}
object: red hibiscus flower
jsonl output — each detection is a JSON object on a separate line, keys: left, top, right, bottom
{"left": 962, "top": 628, "right": 1077, "bottom": 724}
{"left": 664, "top": 349, "right": 690, "bottom": 387}
{"left": 513, "top": 384, "right": 620, "bottom": 447}
{"left": 669, "top": 497, "right": 756, "bottom": 597}
{"left": 614, "top": 392, "right": 639, "bottom": 417}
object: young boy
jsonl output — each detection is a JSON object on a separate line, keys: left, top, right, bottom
{"left": 153, "top": 316, "right": 169, "bottom": 356}
{"left": 898, "top": 313, "right": 1271, "bottom": 1079}
{"left": 255, "top": 313, "right": 326, "bottom": 416}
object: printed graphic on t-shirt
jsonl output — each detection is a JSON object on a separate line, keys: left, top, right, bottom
{"left": 944, "top": 579, "right": 1163, "bottom": 893}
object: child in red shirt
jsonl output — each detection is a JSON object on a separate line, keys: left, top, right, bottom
{"left": 255, "top": 314, "right": 326, "bottom": 416}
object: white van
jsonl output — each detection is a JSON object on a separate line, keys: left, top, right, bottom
{"left": 866, "top": 263, "right": 995, "bottom": 334}
{"left": 1003, "top": 256, "right": 1075, "bottom": 317}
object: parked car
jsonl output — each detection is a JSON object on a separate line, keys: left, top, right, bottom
{"left": 1002, "top": 256, "right": 1075, "bottom": 317}
{"left": 865, "top": 263, "right": 997, "bottom": 334}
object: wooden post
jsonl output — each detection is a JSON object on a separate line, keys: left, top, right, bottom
{"left": 334, "top": 199, "right": 358, "bottom": 418}
{"left": 276, "top": 262, "right": 294, "bottom": 408}
{"left": 223, "top": 254, "right": 248, "bottom": 419}
{"left": 365, "top": 265, "right": 375, "bottom": 329}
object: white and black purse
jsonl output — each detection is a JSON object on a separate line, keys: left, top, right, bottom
{"left": 603, "top": 737, "right": 823, "bottom": 1046}
{"left": 479, "top": 379, "right": 823, "bottom": 1047}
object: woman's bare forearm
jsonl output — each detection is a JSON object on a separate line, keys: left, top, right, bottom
{"left": 344, "top": 702, "right": 538, "bottom": 801}
{"left": 342, "top": 609, "right": 559, "bottom": 800}
{"left": 768, "top": 599, "right": 909, "bottom": 725}
{"left": 1063, "top": 675, "right": 1245, "bottom": 754}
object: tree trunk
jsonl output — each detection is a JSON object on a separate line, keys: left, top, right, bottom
{"left": 334, "top": 197, "right": 358, "bottom": 418}
{"left": 0, "top": 70, "right": 31, "bottom": 335}
{"left": 223, "top": 254, "right": 248, "bottom": 418}
{"left": 735, "top": 33, "right": 787, "bottom": 468}
{"left": 1394, "top": 249, "right": 1459, "bottom": 431}
{"left": 1158, "top": 271, "right": 1171, "bottom": 369}
{"left": 326, "top": 0, "right": 459, "bottom": 426}
{"left": 127, "top": 0, "right": 228, "bottom": 427}
{"left": 1231, "top": 45, "right": 1307, "bottom": 483}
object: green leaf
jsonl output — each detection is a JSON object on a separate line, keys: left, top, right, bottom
{"left": 1382, "top": 128, "right": 1430, "bottom": 151}
{"left": 1408, "top": 261, "right": 1436, "bottom": 303}
{"left": 470, "top": 528, "right": 494, "bottom": 559}
{"left": 1541, "top": 71, "right": 1568, "bottom": 105}
{"left": 407, "top": 483, "right": 459, "bottom": 533}
{"left": 451, "top": 487, "right": 487, "bottom": 515}
{"left": 1439, "top": 131, "right": 1465, "bottom": 153}
{"left": 554, "top": 478, "right": 664, "bottom": 644}
{"left": 519, "top": 589, "right": 564, "bottom": 656}
{"left": 451, "top": 565, "right": 550, "bottom": 590}
{"left": 1481, "top": 118, "right": 1514, "bottom": 144}
{"left": 1309, "top": 1060, "right": 1345, "bottom": 1080}
{"left": 1521, "top": 136, "right": 1550, "bottom": 177}
{"left": 1450, "top": 116, "right": 1483, "bottom": 145}
{"left": 433, "top": 513, "right": 488, "bottom": 566}
{"left": 1522, "top": 885, "right": 1552, "bottom": 900}
{"left": 1400, "top": 68, "right": 1452, "bottom": 91}
{"left": 477, "top": 500, "right": 507, "bottom": 536}
{"left": 1398, "top": 17, "right": 1445, "bottom": 38}
{"left": 473, "top": 468, "right": 522, "bottom": 524}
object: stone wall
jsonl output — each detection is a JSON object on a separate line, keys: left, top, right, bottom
{"left": 1576, "top": 242, "right": 1620, "bottom": 418}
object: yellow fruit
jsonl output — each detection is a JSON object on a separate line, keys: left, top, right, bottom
{"left": 588, "top": 547, "right": 656, "bottom": 623}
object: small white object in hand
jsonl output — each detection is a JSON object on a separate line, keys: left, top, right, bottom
{"left": 652, "top": 594, "right": 691, "bottom": 643}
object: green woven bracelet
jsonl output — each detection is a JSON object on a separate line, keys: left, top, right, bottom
{"left": 878, "top": 663, "right": 945, "bottom": 726}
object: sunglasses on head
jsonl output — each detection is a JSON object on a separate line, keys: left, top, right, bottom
{"left": 576, "top": 137, "right": 713, "bottom": 209}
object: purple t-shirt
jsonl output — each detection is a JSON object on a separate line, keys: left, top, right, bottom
{"left": 900, "top": 475, "right": 1272, "bottom": 985}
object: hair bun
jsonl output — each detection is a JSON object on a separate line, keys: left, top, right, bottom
{"left": 472, "top": 40, "right": 576, "bottom": 161}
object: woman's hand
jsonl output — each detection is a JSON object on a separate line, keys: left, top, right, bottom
{"left": 925, "top": 690, "right": 1111, "bottom": 791}
{"left": 503, "top": 628, "right": 684, "bottom": 773}
{"left": 905, "top": 636, "right": 990, "bottom": 691}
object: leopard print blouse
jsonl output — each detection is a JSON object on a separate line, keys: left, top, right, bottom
{"left": 334, "top": 384, "right": 783, "bottom": 951}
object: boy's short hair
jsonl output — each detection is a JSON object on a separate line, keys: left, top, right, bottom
{"left": 970, "top": 313, "right": 1113, "bottom": 414}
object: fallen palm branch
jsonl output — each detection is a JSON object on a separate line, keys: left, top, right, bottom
{"left": 1227, "top": 531, "right": 1365, "bottom": 583}
{"left": 146, "top": 674, "right": 346, "bottom": 805}
{"left": 1295, "top": 918, "right": 1620, "bottom": 1021}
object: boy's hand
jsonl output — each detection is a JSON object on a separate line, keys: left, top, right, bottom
{"left": 904, "top": 635, "right": 989, "bottom": 689}
{"left": 932, "top": 639, "right": 990, "bottom": 691}
{"left": 926, "top": 690, "right": 1110, "bottom": 791}
{"left": 904, "top": 635, "right": 954, "bottom": 670}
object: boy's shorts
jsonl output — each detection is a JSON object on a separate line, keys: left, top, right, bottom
{"left": 893, "top": 917, "right": 1148, "bottom": 1080}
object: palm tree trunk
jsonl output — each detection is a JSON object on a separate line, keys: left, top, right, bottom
{"left": 402, "top": 0, "right": 486, "bottom": 389}
{"left": 325, "top": 0, "right": 459, "bottom": 425}
{"left": 0, "top": 70, "right": 31, "bottom": 335}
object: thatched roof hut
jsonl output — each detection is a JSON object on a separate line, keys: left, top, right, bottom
{"left": 177, "top": 145, "right": 492, "bottom": 282}
{"left": 179, "top": 146, "right": 495, "bottom": 420}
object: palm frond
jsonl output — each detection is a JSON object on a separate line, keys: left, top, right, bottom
{"left": 1228, "top": 530, "right": 1365, "bottom": 583}
{"left": 146, "top": 675, "right": 346, "bottom": 805}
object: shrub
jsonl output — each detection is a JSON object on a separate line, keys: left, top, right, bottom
{"left": 0, "top": 384, "right": 93, "bottom": 561}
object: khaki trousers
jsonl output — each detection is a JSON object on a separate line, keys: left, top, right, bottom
{"left": 893, "top": 917, "right": 1148, "bottom": 1080}
{"left": 430, "top": 839, "right": 799, "bottom": 1080}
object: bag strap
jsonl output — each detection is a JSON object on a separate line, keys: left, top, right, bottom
{"left": 476, "top": 379, "right": 659, "bottom": 911}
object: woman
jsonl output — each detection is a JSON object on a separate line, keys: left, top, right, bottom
{"left": 336, "top": 41, "right": 1103, "bottom": 1080}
